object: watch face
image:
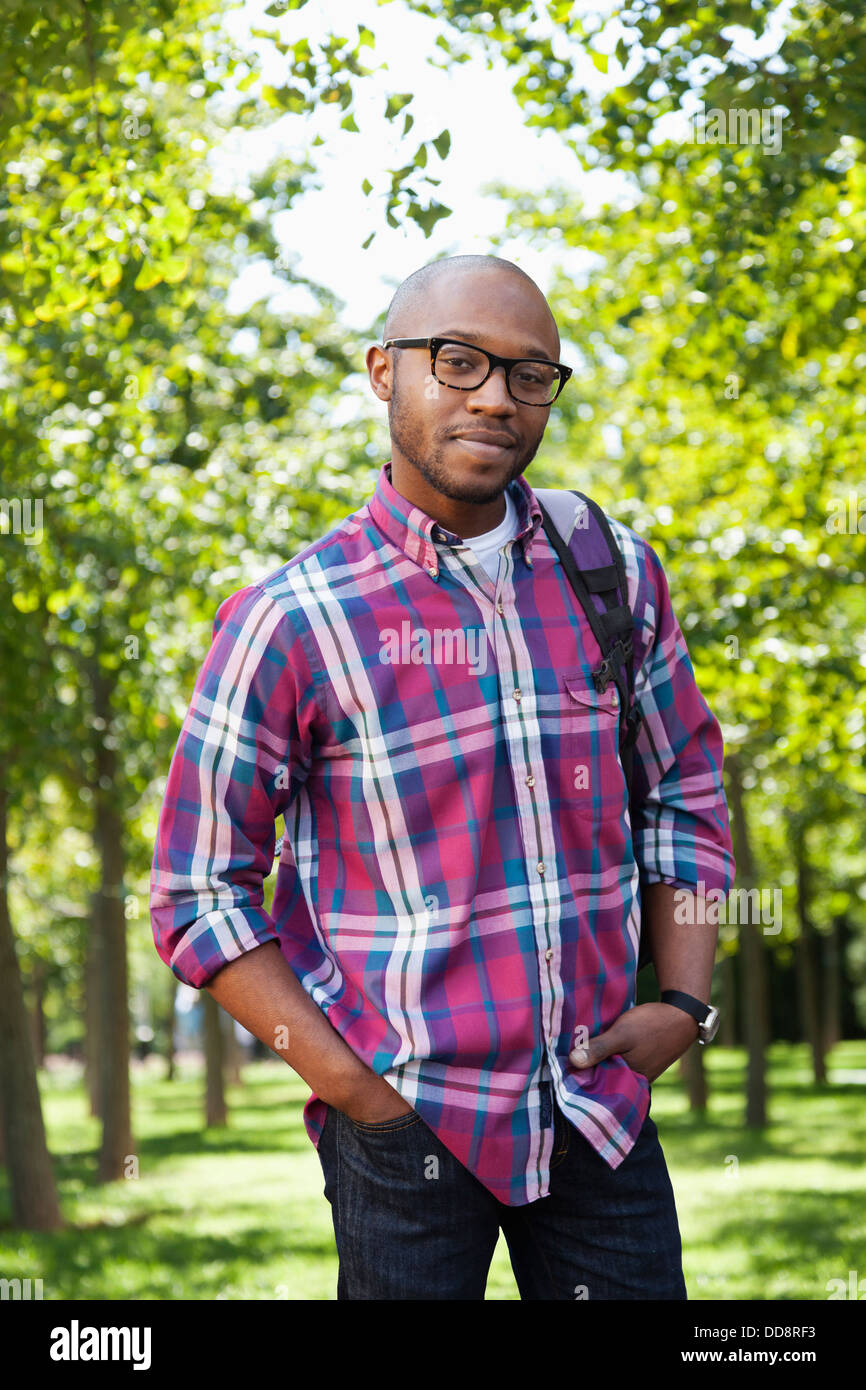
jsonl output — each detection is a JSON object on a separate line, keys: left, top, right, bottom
{"left": 700, "top": 1006, "right": 721, "bottom": 1043}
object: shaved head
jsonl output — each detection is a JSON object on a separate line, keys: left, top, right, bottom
{"left": 383, "top": 254, "right": 559, "bottom": 355}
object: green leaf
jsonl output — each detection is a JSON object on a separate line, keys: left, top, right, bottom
{"left": 161, "top": 198, "right": 192, "bottom": 240}
{"left": 133, "top": 261, "right": 163, "bottom": 291}
{"left": 432, "top": 129, "right": 451, "bottom": 160}
{"left": 408, "top": 201, "right": 453, "bottom": 237}
{"left": 385, "top": 93, "right": 413, "bottom": 120}
{"left": 341, "top": 112, "right": 359, "bottom": 132}
{"left": 162, "top": 255, "right": 191, "bottom": 284}
{"left": 100, "top": 259, "right": 123, "bottom": 289}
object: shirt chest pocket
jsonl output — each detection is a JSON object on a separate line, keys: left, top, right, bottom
{"left": 559, "top": 672, "right": 625, "bottom": 822}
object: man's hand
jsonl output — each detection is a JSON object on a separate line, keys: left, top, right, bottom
{"left": 568, "top": 1002, "right": 699, "bottom": 1083}
{"left": 337, "top": 1073, "right": 415, "bottom": 1124}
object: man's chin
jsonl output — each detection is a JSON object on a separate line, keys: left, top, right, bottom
{"left": 431, "top": 451, "right": 530, "bottom": 504}
{"left": 438, "top": 477, "right": 510, "bottom": 505}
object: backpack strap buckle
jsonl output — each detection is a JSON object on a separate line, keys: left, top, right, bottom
{"left": 592, "top": 634, "right": 632, "bottom": 694}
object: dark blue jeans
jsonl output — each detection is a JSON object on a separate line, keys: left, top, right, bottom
{"left": 316, "top": 1096, "right": 688, "bottom": 1300}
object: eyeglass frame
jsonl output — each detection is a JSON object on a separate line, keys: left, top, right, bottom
{"left": 381, "top": 336, "right": 573, "bottom": 406}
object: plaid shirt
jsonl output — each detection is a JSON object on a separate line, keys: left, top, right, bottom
{"left": 151, "top": 462, "right": 735, "bottom": 1205}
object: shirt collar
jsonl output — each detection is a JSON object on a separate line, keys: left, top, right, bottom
{"left": 368, "top": 461, "right": 544, "bottom": 580}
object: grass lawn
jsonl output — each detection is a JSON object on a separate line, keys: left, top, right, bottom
{"left": 1, "top": 1041, "right": 864, "bottom": 1300}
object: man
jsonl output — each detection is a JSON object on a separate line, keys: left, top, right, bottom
{"left": 151, "top": 253, "right": 735, "bottom": 1300}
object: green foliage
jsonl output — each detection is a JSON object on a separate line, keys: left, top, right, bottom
{"left": 0, "top": 0, "right": 385, "bottom": 1035}
{"left": 0, "top": 0, "right": 454, "bottom": 327}
{"left": 0, "top": 0, "right": 240, "bottom": 322}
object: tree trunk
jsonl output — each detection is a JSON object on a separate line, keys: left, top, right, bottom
{"left": 165, "top": 979, "right": 178, "bottom": 1083}
{"left": 29, "top": 958, "right": 46, "bottom": 1068}
{"left": 203, "top": 992, "right": 227, "bottom": 1127}
{"left": 0, "top": 782, "right": 63, "bottom": 1228}
{"left": 225, "top": 1010, "right": 244, "bottom": 1088}
{"left": 720, "top": 951, "right": 737, "bottom": 1047}
{"left": 678, "top": 1039, "right": 708, "bottom": 1110}
{"left": 91, "top": 669, "right": 133, "bottom": 1184}
{"left": 726, "top": 755, "right": 769, "bottom": 1128}
{"left": 822, "top": 915, "right": 842, "bottom": 1053}
{"left": 83, "top": 914, "right": 101, "bottom": 1117}
{"left": 792, "top": 824, "right": 826, "bottom": 1084}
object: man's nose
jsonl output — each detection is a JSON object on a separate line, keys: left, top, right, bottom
{"left": 466, "top": 365, "right": 517, "bottom": 411}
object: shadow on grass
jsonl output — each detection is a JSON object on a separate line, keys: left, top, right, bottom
{"left": 696, "top": 1189, "right": 864, "bottom": 1300}
{"left": 2, "top": 1221, "right": 337, "bottom": 1300}
{"left": 0, "top": 1110, "right": 316, "bottom": 1213}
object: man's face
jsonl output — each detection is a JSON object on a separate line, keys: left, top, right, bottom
{"left": 375, "top": 270, "right": 561, "bottom": 507}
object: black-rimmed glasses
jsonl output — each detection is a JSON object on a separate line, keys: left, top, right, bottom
{"left": 382, "top": 337, "right": 573, "bottom": 406}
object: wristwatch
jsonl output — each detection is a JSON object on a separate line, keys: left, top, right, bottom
{"left": 660, "top": 989, "right": 720, "bottom": 1046}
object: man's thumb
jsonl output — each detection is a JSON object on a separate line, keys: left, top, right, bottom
{"left": 569, "top": 1028, "right": 615, "bottom": 1068}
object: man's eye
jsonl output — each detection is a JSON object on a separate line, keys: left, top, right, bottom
{"left": 441, "top": 353, "right": 473, "bottom": 368}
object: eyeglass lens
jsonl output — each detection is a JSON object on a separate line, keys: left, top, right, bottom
{"left": 434, "top": 343, "right": 561, "bottom": 404}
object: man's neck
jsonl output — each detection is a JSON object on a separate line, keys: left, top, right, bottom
{"left": 388, "top": 458, "right": 508, "bottom": 539}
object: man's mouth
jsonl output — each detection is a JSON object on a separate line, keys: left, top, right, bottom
{"left": 450, "top": 431, "right": 518, "bottom": 461}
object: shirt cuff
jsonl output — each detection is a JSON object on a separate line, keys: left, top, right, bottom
{"left": 152, "top": 904, "right": 280, "bottom": 990}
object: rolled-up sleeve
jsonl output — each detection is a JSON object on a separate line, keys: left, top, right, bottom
{"left": 150, "top": 583, "right": 317, "bottom": 988}
{"left": 629, "top": 541, "right": 736, "bottom": 896}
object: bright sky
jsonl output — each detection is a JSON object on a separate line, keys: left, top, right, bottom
{"left": 217, "top": 0, "right": 792, "bottom": 367}
{"left": 220, "top": 0, "right": 627, "bottom": 339}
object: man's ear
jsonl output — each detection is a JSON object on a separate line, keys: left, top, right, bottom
{"left": 366, "top": 344, "right": 392, "bottom": 402}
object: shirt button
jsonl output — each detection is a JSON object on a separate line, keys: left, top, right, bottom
{"left": 513, "top": 689, "right": 522, "bottom": 702}
{"left": 537, "top": 862, "right": 545, "bottom": 875}
{"left": 545, "top": 948, "right": 553, "bottom": 961}
{"left": 427, "top": 566, "right": 438, "bottom": 579}
{"left": 526, "top": 776, "right": 535, "bottom": 787}
{"left": 496, "top": 602, "right": 504, "bottom": 615}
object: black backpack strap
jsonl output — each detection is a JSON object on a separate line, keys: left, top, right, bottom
{"left": 536, "top": 491, "right": 643, "bottom": 798}
{"left": 537, "top": 490, "right": 650, "bottom": 971}
{"left": 568, "top": 491, "right": 643, "bottom": 791}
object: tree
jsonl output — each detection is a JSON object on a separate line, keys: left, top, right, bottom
{"left": 1, "top": 0, "right": 383, "bottom": 1202}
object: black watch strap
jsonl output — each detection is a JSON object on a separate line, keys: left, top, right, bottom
{"left": 660, "top": 989, "right": 711, "bottom": 1025}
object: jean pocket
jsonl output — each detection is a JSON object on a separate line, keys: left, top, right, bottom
{"left": 348, "top": 1110, "right": 423, "bottom": 1134}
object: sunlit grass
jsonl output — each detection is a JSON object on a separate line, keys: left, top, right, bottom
{"left": 1, "top": 1042, "right": 863, "bottom": 1300}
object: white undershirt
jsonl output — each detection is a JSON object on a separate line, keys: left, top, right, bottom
{"left": 460, "top": 487, "right": 520, "bottom": 582}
